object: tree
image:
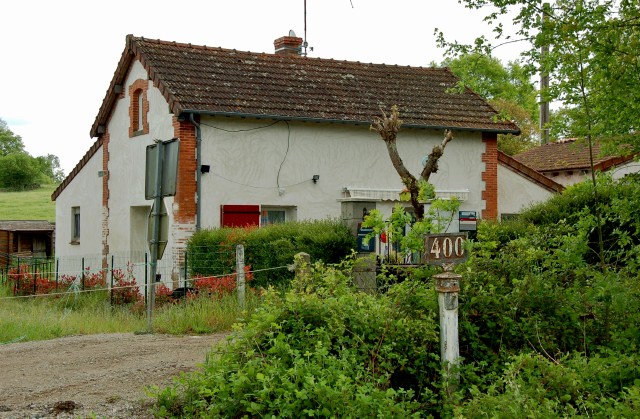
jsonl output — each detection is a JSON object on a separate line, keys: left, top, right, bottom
{"left": 0, "top": 153, "right": 45, "bottom": 190}
{"left": 35, "top": 154, "right": 65, "bottom": 183}
{"left": 0, "top": 118, "right": 26, "bottom": 156}
{"left": 435, "top": 0, "right": 640, "bottom": 151}
{"left": 436, "top": 0, "right": 640, "bottom": 266}
{"left": 438, "top": 54, "right": 541, "bottom": 155}
{"left": 370, "top": 106, "right": 453, "bottom": 221}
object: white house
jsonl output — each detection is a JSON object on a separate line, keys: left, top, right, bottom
{"left": 52, "top": 33, "right": 556, "bottom": 285}
{"left": 514, "top": 139, "right": 640, "bottom": 186}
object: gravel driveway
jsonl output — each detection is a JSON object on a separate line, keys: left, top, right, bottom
{"left": 0, "top": 332, "right": 228, "bottom": 418}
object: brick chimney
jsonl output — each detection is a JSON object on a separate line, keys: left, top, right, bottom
{"left": 274, "top": 30, "right": 303, "bottom": 56}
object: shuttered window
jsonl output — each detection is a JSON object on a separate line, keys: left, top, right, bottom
{"left": 220, "top": 205, "right": 260, "bottom": 227}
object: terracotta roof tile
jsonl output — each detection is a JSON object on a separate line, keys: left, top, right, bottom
{"left": 513, "top": 139, "right": 635, "bottom": 172}
{"left": 91, "top": 35, "right": 521, "bottom": 136}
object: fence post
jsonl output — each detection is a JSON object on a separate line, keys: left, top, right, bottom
{"left": 81, "top": 257, "right": 85, "bottom": 291}
{"left": 144, "top": 252, "right": 148, "bottom": 305}
{"left": 110, "top": 255, "right": 114, "bottom": 305}
{"left": 236, "top": 245, "right": 245, "bottom": 308}
{"left": 55, "top": 258, "right": 59, "bottom": 291}
{"left": 32, "top": 260, "right": 37, "bottom": 295}
{"left": 183, "top": 250, "right": 188, "bottom": 288}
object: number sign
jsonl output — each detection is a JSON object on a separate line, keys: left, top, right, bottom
{"left": 425, "top": 233, "right": 468, "bottom": 266}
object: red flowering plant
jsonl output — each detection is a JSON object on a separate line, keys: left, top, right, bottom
{"left": 154, "top": 283, "right": 174, "bottom": 307}
{"left": 7, "top": 264, "right": 56, "bottom": 295}
{"left": 111, "top": 262, "right": 143, "bottom": 305}
{"left": 192, "top": 265, "right": 254, "bottom": 298}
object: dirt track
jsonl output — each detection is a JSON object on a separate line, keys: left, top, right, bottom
{"left": 0, "top": 332, "right": 228, "bottom": 418}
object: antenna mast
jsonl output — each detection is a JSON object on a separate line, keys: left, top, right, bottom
{"left": 303, "top": 0, "right": 308, "bottom": 55}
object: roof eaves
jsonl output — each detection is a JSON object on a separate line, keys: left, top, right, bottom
{"left": 180, "top": 110, "right": 521, "bottom": 134}
{"left": 90, "top": 35, "right": 137, "bottom": 138}
{"left": 498, "top": 151, "right": 564, "bottom": 193}
{"left": 51, "top": 138, "right": 103, "bottom": 201}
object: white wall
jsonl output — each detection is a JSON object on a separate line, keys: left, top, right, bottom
{"left": 54, "top": 146, "right": 104, "bottom": 275}
{"left": 498, "top": 164, "right": 556, "bottom": 216}
{"left": 105, "top": 61, "right": 176, "bottom": 256}
{"left": 198, "top": 117, "right": 487, "bottom": 227}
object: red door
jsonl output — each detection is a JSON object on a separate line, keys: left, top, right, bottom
{"left": 220, "top": 205, "right": 260, "bottom": 227}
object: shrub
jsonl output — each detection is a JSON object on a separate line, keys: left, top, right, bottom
{"left": 186, "top": 219, "right": 357, "bottom": 288}
{"left": 111, "top": 263, "right": 142, "bottom": 305}
{"left": 152, "top": 263, "right": 441, "bottom": 417}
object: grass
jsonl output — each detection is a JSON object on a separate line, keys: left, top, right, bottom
{"left": 0, "top": 284, "right": 260, "bottom": 344}
{"left": 0, "top": 183, "right": 57, "bottom": 221}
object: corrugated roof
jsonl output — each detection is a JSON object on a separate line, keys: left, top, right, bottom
{"left": 90, "top": 35, "right": 521, "bottom": 137}
{"left": 513, "top": 139, "right": 635, "bottom": 172}
{"left": 0, "top": 221, "right": 55, "bottom": 231}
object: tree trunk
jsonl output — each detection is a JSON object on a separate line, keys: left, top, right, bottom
{"left": 371, "top": 106, "right": 453, "bottom": 221}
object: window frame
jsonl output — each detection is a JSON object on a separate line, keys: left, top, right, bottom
{"left": 71, "top": 206, "right": 80, "bottom": 244}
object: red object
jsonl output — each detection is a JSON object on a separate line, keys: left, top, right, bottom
{"left": 380, "top": 232, "right": 387, "bottom": 243}
{"left": 220, "top": 205, "right": 260, "bottom": 227}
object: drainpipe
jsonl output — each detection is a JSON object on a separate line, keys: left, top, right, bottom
{"left": 189, "top": 113, "right": 202, "bottom": 231}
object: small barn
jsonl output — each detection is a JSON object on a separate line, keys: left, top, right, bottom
{"left": 0, "top": 220, "right": 55, "bottom": 265}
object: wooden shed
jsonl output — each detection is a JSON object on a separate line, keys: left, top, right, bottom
{"left": 0, "top": 221, "right": 55, "bottom": 265}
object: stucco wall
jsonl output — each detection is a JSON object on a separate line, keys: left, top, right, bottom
{"left": 105, "top": 61, "right": 177, "bottom": 256}
{"left": 198, "top": 116, "right": 487, "bottom": 228}
{"left": 54, "top": 145, "right": 104, "bottom": 274}
{"left": 498, "top": 164, "right": 555, "bottom": 216}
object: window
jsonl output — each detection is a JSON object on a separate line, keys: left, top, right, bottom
{"left": 261, "top": 209, "right": 285, "bottom": 225}
{"left": 71, "top": 206, "right": 80, "bottom": 244}
{"left": 261, "top": 206, "right": 296, "bottom": 226}
{"left": 129, "top": 79, "right": 149, "bottom": 137}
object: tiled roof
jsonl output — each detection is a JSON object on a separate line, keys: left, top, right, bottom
{"left": 90, "top": 35, "right": 521, "bottom": 137}
{"left": 513, "top": 139, "right": 636, "bottom": 172}
{"left": 0, "top": 221, "right": 55, "bottom": 232}
{"left": 498, "top": 151, "right": 564, "bottom": 193}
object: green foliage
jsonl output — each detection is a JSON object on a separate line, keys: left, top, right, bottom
{"left": 456, "top": 351, "right": 640, "bottom": 417}
{"left": 187, "top": 219, "right": 357, "bottom": 289}
{"left": 0, "top": 152, "right": 47, "bottom": 190}
{"left": 363, "top": 193, "right": 461, "bottom": 256}
{"left": 519, "top": 173, "right": 640, "bottom": 268}
{"left": 437, "top": 53, "right": 541, "bottom": 155}
{"left": 152, "top": 264, "right": 442, "bottom": 418}
{"left": 0, "top": 119, "right": 26, "bottom": 156}
{"left": 0, "top": 118, "right": 65, "bottom": 187}
{"left": 436, "top": 0, "right": 640, "bottom": 152}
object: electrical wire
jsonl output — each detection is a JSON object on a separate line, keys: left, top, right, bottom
{"left": 199, "top": 120, "right": 280, "bottom": 132}
{"left": 276, "top": 121, "right": 291, "bottom": 189}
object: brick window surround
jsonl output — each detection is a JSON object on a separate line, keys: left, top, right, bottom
{"left": 129, "top": 79, "right": 149, "bottom": 137}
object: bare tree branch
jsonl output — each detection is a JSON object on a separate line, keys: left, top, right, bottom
{"left": 371, "top": 106, "right": 454, "bottom": 221}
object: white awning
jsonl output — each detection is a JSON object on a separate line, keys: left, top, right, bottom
{"left": 341, "top": 187, "right": 469, "bottom": 202}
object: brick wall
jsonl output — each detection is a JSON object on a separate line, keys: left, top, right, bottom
{"left": 128, "top": 79, "right": 149, "bottom": 138}
{"left": 481, "top": 132, "right": 498, "bottom": 220}
{"left": 170, "top": 116, "right": 198, "bottom": 283}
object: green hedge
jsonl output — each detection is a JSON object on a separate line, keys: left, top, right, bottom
{"left": 186, "top": 218, "right": 357, "bottom": 289}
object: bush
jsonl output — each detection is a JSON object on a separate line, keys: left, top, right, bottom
{"left": 152, "top": 263, "right": 442, "bottom": 417}
{"left": 186, "top": 219, "right": 357, "bottom": 288}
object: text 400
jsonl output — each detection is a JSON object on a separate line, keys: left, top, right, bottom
{"left": 429, "top": 236, "right": 465, "bottom": 259}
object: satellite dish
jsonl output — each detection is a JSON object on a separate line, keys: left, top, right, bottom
{"left": 421, "top": 156, "right": 429, "bottom": 167}
{"left": 289, "top": 29, "right": 297, "bottom": 37}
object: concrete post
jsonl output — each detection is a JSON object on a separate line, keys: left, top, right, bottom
{"left": 434, "top": 268, "right": 462, "bottom": 393}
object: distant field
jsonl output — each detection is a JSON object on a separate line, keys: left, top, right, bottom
{"left": 0, "top": 184, "right": 57, "bottom": 222}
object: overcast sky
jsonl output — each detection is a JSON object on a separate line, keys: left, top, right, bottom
{"left": 0, "top": 0, "right": 524, "bottom": 175}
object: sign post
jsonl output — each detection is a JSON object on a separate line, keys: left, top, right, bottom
{"left": 425, "top": 232, "right": 468, "bottom": 395}
{"left": 145, "top": 138, "right": 179, "bottom": 332}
